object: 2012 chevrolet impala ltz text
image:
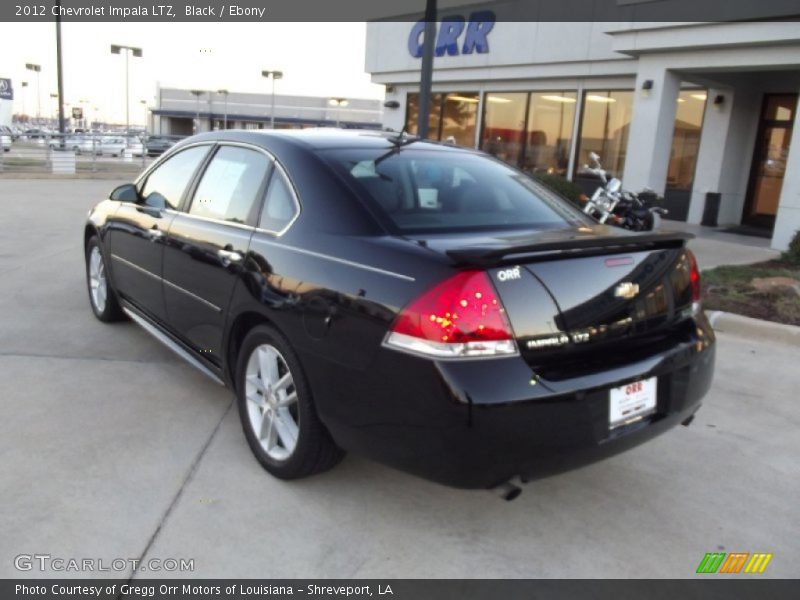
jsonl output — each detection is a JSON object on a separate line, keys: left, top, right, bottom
{"left": 83, "top": 129, "right": 715, "bottom": 494}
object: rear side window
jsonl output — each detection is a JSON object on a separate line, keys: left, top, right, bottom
{"left": 322, "top": 147, "right": 584, "bottom": 234}
{"left": 189, "top": 146, "right": 271, "bottom": 224}
{"left": 140, "top": 145, "right": 210, "bottom": 209}
{"left": 258, "top": 167, "right": 299, "bottom": 233}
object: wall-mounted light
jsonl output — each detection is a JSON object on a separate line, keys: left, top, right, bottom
{"left": 641, "top": 79, "right": 653, "bottom": 98}
{"left": 385, "top": 85, "right": 396, "bottom": 94}
{"left": 383, "top": 100, "right": 400, "bottom": 109}
{"left": 713, "top": 94, "right": 725, "bottom": 108}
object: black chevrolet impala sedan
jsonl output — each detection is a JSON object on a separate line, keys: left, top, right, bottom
{"left": 83, "top": 129, "right": 715, "bottom": 493}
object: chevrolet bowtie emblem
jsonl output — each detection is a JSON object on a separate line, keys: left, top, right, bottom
{"left": 614, "top": 282, "right": 640, "bottom": 299}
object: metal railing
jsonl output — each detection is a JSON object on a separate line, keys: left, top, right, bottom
{"left": 0, "top": 132, "right": 180, "bottom": 177}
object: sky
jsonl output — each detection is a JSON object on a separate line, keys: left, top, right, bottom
{"left": 0, "top": 22, "right": 386, "bottom": 124}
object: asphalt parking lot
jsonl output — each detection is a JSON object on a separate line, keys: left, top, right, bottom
{"left": 0, "top": 179, "right": 798, "bottom": 579}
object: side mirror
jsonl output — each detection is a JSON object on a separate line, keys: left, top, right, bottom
{"left": 606, "top": 178, "right": 622, "bottom": 193}
{"left": 109, "top": 183, "right": 139, "bottom": 203}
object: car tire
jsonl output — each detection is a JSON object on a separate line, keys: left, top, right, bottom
{"left": 236, "top": 324, "right": 344, "bottom": 479}
{"left": 85, "top": 237, "right": 125, "bottom": 322}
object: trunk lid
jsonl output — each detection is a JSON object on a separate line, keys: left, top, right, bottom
{"left": 414, "top": 225, "right": 696, "bottom": 373}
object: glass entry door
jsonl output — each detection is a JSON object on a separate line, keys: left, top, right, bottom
{"left": 744, "top": 94, "right": 798, "bottom": 229}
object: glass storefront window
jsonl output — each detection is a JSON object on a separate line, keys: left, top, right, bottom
{"left": 440, "top": 93, "right": 479, "bottom": 146}
{"left": 480, "top": 91, "right": 576, "bottom": 177}
{"left": 406, "top": 92, "right": 478, "bottom": 144}
{"left": 763, "top": 94, "right": 797, "bottom": 122}
{"left": 405, "top": 93, "right": 442, "bottom": 140}
{"left": 524, "top": 92, "right": 576, "bottom": 176}
{"left": 575, "top": 90, "right": 634, "bottom": 181}
{"left": 667, "top": 90, "right": 707, "bottom": 190}
{"left": 480, "top": 92, "right": 528, "bottom": 166}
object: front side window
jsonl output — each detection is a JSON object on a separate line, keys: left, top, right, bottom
{"left": 140, "top": 145, "right": 210, "bottom": 209}
{"left": 189, "top": 146, "right": 271, "bottom": 224}
{"left": 323, "top": 147, "right": 586, "bottom": 234}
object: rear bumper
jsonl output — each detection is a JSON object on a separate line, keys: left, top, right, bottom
{"left": 309, "top": 315, "right": 716, "bottom": 489}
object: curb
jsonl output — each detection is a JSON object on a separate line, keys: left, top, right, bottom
{"left": 708, "top": 311, "right": 800, "bottom": 347}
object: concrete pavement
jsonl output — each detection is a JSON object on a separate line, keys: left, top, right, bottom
{"left": 0, "top": 179, "right": 797, "bottom": 579}
{"left": 663, "top": 220, "right": 780, "bottom": 269}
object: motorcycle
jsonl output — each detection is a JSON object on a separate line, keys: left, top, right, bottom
{"left": 579, "top": 152, "right": 668, "bottom": 231}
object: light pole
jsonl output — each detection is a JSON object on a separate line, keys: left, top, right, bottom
{"left": 217, "top": 89, "right": 229, "bottom": 129}
{"left": 49, "top": 93, "right": 58, "bottom": 123}
{"left": 79, "top": 99, "right": 89, "bottom": 129}
{"left": 25, "top": 63, "right": 41, "bottom": 122}
{"left": 20, "top": 82, "right": 28, "bottom": 120}
{"left": 110, "top": 44, "right": 142, "bottom": 137}
{"left": 261, "top": 70, "right": 283, "bottom": 129}
{"left": 55, "top": 1, "right": 66, "bottom": 139}
{"left": 329, "top": 97, "right": 349, "bottom": 128}
{"left": 190, "top": 90, "right": 204, "bottom": 134}
{"left": 418, "top": 0, "right": 437, "bottom": 138}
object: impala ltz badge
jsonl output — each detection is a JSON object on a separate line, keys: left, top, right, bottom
{"left": 614, "top": 282, "right": 640, "bottom": 299}
{"left": 497, "top": 266, "right": 521, "bottom": 282}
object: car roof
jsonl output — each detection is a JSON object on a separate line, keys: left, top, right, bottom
{"left": 188, "top": 128, "right": 475, "bottom": 154}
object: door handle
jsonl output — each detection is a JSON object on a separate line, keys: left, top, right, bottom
{"left": 147, "top": 227, "right": 163, "bottom": 241}
{"left": 217, "top": 249, "right": 243, "bottom": 264}
{"left": 136, "top": 206, "right": 164, "bottom": 218}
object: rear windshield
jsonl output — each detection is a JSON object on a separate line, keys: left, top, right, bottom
{"left": 321, "top": 147, "right": 585, "bottom": 234}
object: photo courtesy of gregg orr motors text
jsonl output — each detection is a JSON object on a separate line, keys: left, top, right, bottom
{"left": 14, "top": 554, "right": 194, "bottom": 573}
{"left": 15, "top": 584, "right": 390, "bottom": 597}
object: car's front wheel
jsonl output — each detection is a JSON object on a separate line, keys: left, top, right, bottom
{"left": 85, "top": 237, "right": 125, "bottom": 322}
{"left": 236, "top": 325, "right": 344, "bottom": 479}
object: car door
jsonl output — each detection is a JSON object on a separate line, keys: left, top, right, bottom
{"left": 106, "top": 144, "right": 211, "bottom": 322}
{"left": 161, "top": 143, "right": 273, "bottom": 362}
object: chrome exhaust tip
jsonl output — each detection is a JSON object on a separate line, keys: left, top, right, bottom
{"left": 491, "top": 481, "right": 522, "bottom": 501}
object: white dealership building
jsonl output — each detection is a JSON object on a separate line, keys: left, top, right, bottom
{"left": 0, "top": 78, "right": 13, "bottom": 127}
{"left": 365, "top": 19, "right": 800, "bottom": 250}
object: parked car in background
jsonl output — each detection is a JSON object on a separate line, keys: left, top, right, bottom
{"left": 22, "top": 128, "right": 48, "bottom": 140}
{"left": 126, "top": 138, "right": 146, "bottom": 158}
{"left": 48, "top": 136, "right": 95, "bottom": 154}
{"left": 145, "top": 135, "right": 177, "bottom": 156}
{"left": 1, "top": 125, "right": 15, "bottom": 145}
{"left": 83, "top": 129, "right": 715, "bottom": 495}
{"left": 97, "top": 137, "right": 127, "bottom": 157}
{"left": 0, "top": 131, "right": 11, "bottom": 152}
{"left": 97, "top": 137, "right": 144, "bottom": 157}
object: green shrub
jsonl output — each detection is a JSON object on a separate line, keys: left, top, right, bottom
{"left": 781, "top": 230, "right": 800, "bottom": 265}
{"left": 531, "top": 173, "right": 586, "bottom": 206}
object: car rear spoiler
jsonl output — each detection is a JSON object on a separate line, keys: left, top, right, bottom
{"left": 446, "top": 231, "right": 693, "bottom": 267}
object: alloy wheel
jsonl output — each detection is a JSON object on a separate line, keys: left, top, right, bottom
{"left": 88, "top": 246, "right": 107, "bottom": 313}
{"left": 244, "top": 344, "right": 300, "bottom": 461}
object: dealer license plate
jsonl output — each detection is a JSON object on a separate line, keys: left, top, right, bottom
{"left": 609, "top": 377, "right": 657, "bottom": 429}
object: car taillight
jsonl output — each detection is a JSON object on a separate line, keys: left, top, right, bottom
{"left": 687, "top": 249, "right": 701, "bottom": 303}
{"left": 385, "top": 270, "right": 518, "bottom": 359}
